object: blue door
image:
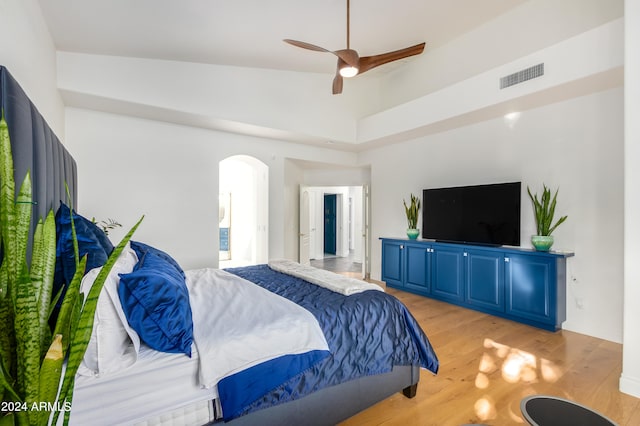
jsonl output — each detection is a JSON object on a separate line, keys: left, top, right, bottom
{"left": 465, "top": 249, "right": 504, "bottom": 313}
{"left": 405, "top": 243, "right": 431, "bottom": 294}
{"left": 381, "top": 240, "right": 403, "bottom": 288}
{"left": 324, "top": 194, "right": 337, "bottom": 255}
{"left": 505, "top": 254, "right": 554, "bottom": 325}
{"left": 431, "top": 246, "right": 465, "bottom": 303}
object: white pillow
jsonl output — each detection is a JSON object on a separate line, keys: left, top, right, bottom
{"left": 77, "top": 243, "right": 141, "bottom": 377}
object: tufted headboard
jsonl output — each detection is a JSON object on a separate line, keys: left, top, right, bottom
{"left": 0, "top": 66, "right": 77, "bottom": 254}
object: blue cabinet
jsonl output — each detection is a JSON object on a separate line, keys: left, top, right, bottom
{"left": 380, "top": 238, "right": 573, "bottom": 331}
{"left": 505, "top": 253, "right": 567, "bottom": 330}
{"left": 381, "top": 239, "right": 404, "bottom": 288}
{"left": 405, "top": 243, "right": 431, "bottom": 293}
{"left": 432, "top": 246, "right": 465, "bottom": 303}
{"left": 465, "top": 249, "right": 504, "bottom": 314}
{"left": 381, "top": 240, "right": 432, "bottom": 294}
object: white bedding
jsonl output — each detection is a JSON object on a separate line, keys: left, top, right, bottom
{"left": 186, "top": 268, "right": 330, "bottom": 388}
{"left": 69, "top": 267, "right": 329, "bottom": 425}
{"left": 268, "top": 259, "right": 384, "bottom": 295}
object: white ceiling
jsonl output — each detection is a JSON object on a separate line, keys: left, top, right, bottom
{"left": 38, "top": 0, "right": 527, "bottom": 76}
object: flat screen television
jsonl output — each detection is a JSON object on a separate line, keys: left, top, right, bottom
{"left": 422, "top": 182, "right": 521, "bottom": 246}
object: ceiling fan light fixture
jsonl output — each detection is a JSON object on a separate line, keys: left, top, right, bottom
{"left": 339, "top": 65, "right": 359, "bottom": 78}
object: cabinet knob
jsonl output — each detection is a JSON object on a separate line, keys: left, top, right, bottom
{"left": 505, "top": 257, "right": 510, "bottom": 262}
{"left": 463, "top": 252, "right": 468, "bottom": 257}
{"left": 400, "top": 245, "right": 404, "bottom": 249}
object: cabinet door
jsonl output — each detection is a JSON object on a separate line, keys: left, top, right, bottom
{"left": 465, "top": 249, "right": 504, "bottom": 313}
{"left": 405, "top": 243, "right": 430, "bottom": 294}
{"left": 381, "top": 240, "right": 404, "bottom": 288}
{"left": 505, "top": 254, "right": 555, "bottom": 325}
{"left": 431, "top": 246, "right": 464, "bottom": 302}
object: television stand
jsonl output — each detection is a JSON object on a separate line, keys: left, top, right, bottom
{"left": 380, "top": 238, "right": 574, "bottom": 331}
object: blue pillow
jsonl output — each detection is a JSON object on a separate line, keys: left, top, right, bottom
{"left": 118, "top": 242, "right": 193, "bottom": 356}
{"left": 130, "top": 241, "right": 185, "bottom": 279}
{"left": 54, "top": 202, "right": 114, "bottom": 288}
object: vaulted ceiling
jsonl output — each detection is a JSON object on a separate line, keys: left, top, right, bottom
{"left": 38, "top": 0, "right": 526, "bottom": 76}
{"left": 36, "top": 0, "right": 623, "bottom": 150}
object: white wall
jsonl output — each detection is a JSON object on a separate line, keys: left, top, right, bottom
{"left": 56, "top": 51, "right": 380, "bottom": 145}
{"left": 382, "top": 0, "right": 623, "bottom": 109}
{"left": 358, "top": 17, "right": 623, "bottom": 146}
{"left": 0, "top": 0, "right": 65, "bottom": 137}
{"left": 64, "top": 108, "right": 360, "bottom": 270}
{"left": 621, "top": 0, "right": 640, "bottom": 399}
{"left": 360, "top": 87, "right": 624, "bottom": 343}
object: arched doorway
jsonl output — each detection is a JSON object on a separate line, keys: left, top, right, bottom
{"left": 219, "top": 155, "right": 268, "bottom": 268}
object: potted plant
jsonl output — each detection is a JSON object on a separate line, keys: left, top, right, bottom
{"left": 403, "top": 193, "right": 421, "bottom": 240}
{"left": 0, "top": 113, "right": 142, "bottom": 426}
{"left": 527, "top": 184, "right": 568, "bottom": 251}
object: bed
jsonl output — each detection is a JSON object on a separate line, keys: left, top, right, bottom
{"left": 1, "top": 65, "right": 439, "bottom": 425}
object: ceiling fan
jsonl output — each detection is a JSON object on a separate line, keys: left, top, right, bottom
{"left": 284, "top": 0, "right": 426, "bottom": 95}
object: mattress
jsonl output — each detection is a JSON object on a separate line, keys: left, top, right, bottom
{"left": 70, "top": 344, "right": 216, "bottom": 426}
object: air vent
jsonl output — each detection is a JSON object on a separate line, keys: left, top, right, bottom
{"left": 500, "top": 63, "right": 544, "bottom": 89}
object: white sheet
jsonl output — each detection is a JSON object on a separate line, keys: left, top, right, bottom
{"left": 70, "top": 344, "right": 214, "bottom": 426}
{"left": 268, "top": 259, "right": 384, "bottom": 295}
{"left": 186, "top": 268, "right": 329, "bottom": 388}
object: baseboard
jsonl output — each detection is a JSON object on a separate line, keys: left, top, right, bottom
{"left": 619, "top": 373, "right": 640, "bottom": 398}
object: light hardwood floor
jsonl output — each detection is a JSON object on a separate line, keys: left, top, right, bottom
{"left": 338, "top": 286, "right": 640, "bottom": 426}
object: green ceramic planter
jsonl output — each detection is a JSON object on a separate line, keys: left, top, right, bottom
{"left": 406, "top": 228, "right": 420, "bottom": 240}
{"left": 531, "top": 235, "right": 554, "bottom": 251}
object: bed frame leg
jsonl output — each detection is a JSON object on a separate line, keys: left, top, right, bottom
{"left": 402, "top": 384, "right": 418, "bottom": 398}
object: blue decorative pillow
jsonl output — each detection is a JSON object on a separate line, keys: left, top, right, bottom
{"left": 118, "top": 242, "right": 193, "bottom": 356}
{"left": 130, "top": 241, "right": 185, "bottom": 279}
{"left": 54, "top": 202, "right": 114, "bottom": 287}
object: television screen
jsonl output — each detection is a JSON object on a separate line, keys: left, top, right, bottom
{"left": 422, "top": 182, "right": 521, "bottom": 246}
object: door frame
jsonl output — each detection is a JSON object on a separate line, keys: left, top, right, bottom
{"left": 299, "top": 185, "right": 370, "bottom": 279}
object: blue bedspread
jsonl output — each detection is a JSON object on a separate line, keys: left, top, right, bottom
{"left": 221, "top": 264, "right": 439, "bottom": 420}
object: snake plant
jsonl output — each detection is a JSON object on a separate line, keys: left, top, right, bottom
{"left": 403, "top": 193, "right": 421, "bottom": 229}
{"left": 0, "top": 112, "right": 143, "bottom": 425}
{"left": 527, "top": 184, "right": 568, "bottom": 236}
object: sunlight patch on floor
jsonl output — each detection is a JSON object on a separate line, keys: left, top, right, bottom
{"left": 472, "top": 338, "right": 562, "bottom": 421}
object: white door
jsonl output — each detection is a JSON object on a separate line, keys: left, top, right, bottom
{"left": 299, "top": 186, "right": 311, "bottom": 265}
{"left": 362, "top": 185, "right": 371, "bottom": 279}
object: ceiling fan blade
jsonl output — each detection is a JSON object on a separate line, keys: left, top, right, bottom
{"left": 284, "top": 40, "right": 360, "bottom": 68}
{"left": 332, "top": 61, "right": 344, "bottom": 94}
{"left": 357, "top": 42, "right": 426, "bottom": 74}
{"left": 283, "top": 39, "right": 332, "bottom": 53}
{"left": 332, "top": 73, "right": 343, "bottom": 95}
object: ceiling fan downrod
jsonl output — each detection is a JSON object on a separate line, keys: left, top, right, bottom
{"left": 346, "top": 0, "right": 350, "bottom": 49}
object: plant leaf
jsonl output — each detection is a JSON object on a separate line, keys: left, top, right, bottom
{"left": 13, "top": 263, "right": 40, "bottom": 425}
{"left": 55, "top": 215, "right": 144, "bottom": 426}
{"left": 528, "top": 184, "right": 567, "bottom": 236}
{"left": 53, "top": 255, "right": 87, "bottom": 356}
{"left": 38, "top": 334, "right": 64, "bottom": 425}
